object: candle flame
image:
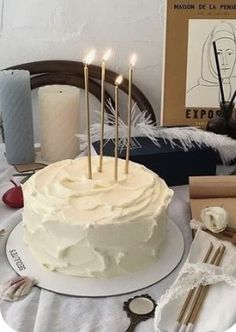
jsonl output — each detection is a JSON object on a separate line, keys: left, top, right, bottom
{"left": 129, "top": 53, "right": 137, "bottom": 67}
{"left": 115, "top": 75, "right": 123, "bottom": 86}
{"left": 83, "top": 49, "right": 96, "bottom": 65}
{"left": 102, "top": 49, "right": 112, "bottom": 62}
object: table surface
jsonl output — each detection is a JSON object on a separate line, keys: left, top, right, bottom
{"left": 0, "top": 144, "right": 193, "bottom": 332}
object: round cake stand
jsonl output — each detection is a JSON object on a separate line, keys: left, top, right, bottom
{"left": 6, "top": 220, "right": 184, "bottom": 297}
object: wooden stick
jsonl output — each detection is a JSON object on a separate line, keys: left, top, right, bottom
{"left": 229, "top": 89, "right": 236, "bottom": 109}
{"left": 114, "top": 84, "right": 119, "bottom": 181}
{"left": 99, "top": 60, "right": 105, "bottom": 173}
{"left": 204, "top": 230, "right": 236, "bottom": 246}
{"left": 84, "top": 64, "right": 92, "bottom": 179}
{"left": 186, "top": 245, "right": 226, "bottom": 330}
{"left": 213, "top": 41, "right": 226, "bottom": 104}
{"left": 227, "top": 226, "right": 236, "bottom": 234}
{"left": 125, "top": 65, "right": 133, "bottom": 174}
{"left": 176, "top": 242, "right": 214, "bottom": 325}
{"left": 114, "top": 75, "right": 123, "bottom": 181}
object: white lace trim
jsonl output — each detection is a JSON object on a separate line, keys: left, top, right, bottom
{"left": 154, "top": 262, "right": 236, "bottom": 332}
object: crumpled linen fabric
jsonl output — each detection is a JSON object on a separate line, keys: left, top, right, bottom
{"left": 154, "top": 230, "right": 236, "bottom": 332}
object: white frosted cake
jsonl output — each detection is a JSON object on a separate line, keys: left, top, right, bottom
{"left": 22, "top": 156, "right": 173, "bottom": 277}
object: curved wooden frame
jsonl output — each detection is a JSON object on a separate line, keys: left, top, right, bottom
{"left": 30, "top": 73, "right": 114, "bottom": 114}
{"left": 6, "top": 60, "right": 156, "bottom": 123}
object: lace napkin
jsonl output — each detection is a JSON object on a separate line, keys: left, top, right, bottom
{"left": 154, "top": 230, "right": 236, "bottom": 332}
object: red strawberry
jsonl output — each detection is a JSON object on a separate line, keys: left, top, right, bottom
{"left": 2, "top": 180, "right": 24, "bottom": 208}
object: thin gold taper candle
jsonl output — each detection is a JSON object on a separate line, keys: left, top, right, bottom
{"left": 114, "top": 75, "right": 123, "bottom": 181}
{"left": 185, "top": 245, "right": 226, "bottom": 332}
{"left": 99, "top": 49, "right": 112, "bottom": 172}
{"left": 125, "top": 54, "right": 137, "bottom": 174}
{"left": 181, "top": 245, "right": 222, "bottom": 329}
{"left": 176, "top": 242, "right": 213, "bottom": 326}
{"left": 83, "top": 49, "right": 96, "bottom": 179}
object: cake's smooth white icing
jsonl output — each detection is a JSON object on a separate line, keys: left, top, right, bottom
{"left": 23, "top": 157, "right": 173, "bottom": 277}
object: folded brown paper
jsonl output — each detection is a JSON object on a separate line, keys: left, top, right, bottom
{"left": 189, "top": 176, "right": 236, "bottom": 198}
{"left": 190, "top": 176, "right": 236, "bottom": 228}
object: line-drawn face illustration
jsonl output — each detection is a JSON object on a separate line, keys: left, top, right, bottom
{"left": 186, "top": 20, "right": 236, "bottom": 108}
{"left": 210, "top": 37, "right": 236, "bottom": 79}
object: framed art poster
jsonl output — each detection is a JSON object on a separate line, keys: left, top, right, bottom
{"left": 161, "top": 0, "right": 236, "bottom": 128}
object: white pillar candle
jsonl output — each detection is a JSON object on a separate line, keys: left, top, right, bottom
{"left": 38, "top": 85, "right": 80, "bottom": 163}
{"left": 0, "top": 70, "right": 35, "bottom": 165}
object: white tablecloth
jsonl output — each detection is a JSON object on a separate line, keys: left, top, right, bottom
{"left": 0, "top": 144, "right": 193, "bottom": 332}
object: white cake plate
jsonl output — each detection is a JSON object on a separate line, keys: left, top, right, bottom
{"left": 6, "top": 220, "right": 184, "bottom": 297}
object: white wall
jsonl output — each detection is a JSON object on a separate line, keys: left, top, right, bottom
{"left": 0, "top": 0, "right": 165, "bottom": 137}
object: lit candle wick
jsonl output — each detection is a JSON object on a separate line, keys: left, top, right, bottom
{"left": 102, "top": 49, "right": 112, "bottom": 62}
{"left": 129, "top": 53, "right": 137, "bottom": 68}
{"left": 83, "top": 49, "right": 96, "bottom": 66}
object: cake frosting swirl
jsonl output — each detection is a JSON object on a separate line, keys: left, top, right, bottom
{"left": 23, "top": 156, "right": 173, "bottom": 277}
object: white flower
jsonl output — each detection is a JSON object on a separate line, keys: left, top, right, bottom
{"left": 201, "top": 207, "right": 229, "bottom": 233}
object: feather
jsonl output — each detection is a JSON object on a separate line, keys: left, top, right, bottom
{"left": 76, "top": 102, "right": 236, "bottom": 164}
{"left": 0, "top": 276, "right": 37, "bottom": 302}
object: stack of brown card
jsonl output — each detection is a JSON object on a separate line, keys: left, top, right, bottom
{"left": 189, "top": 175, "right": 236, "bottom": 229}
{"left": 14, "top": 163, "right": 46, "bottom": 173}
